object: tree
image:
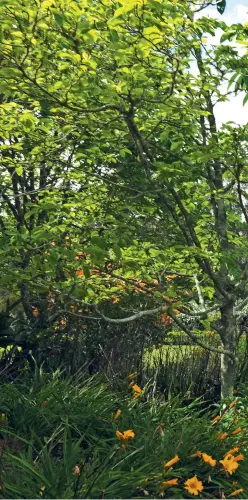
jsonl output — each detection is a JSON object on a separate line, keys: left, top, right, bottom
{"left": 0, "top": 0, "right": 248, "bottom": 396}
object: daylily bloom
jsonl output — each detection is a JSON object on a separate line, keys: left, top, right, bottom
{"left": 74, "top": 465, "right": 80, "bottom": 476}
{"left": 220, "top": 455, "right": 239, "bottom": 475}
{"left": 228, "top": 399, "right": 237, "bottom": 410}
{"left": 114, "top": 409, "right": 121, "bottom": 419}
{"left": 233, "top": 454, "right": 244, "bottom": 463}
{"left": 211, "top": 415, "right": 221, "bottom": 424}
{"left": 39, "top": 486, "right": 45, "bottom": 497}
{"left": 164, "top": 455, "right": 180, "bottom": 467}
{"left": 225, "top": 447, "right": 239, "bottom": 457}
{"left": 161, "top": 478, "right": 178, "bottom": 489}
{"left": 132, "top": 384, "right": 142, "bottom": 399}
{"left": 184, "top": 475, "right": 204, "bottom": 496}
{"left": 230, "top": 489, "right": 244, "bottom": 497}
{"left": 191, "top": 451, "right": 202, "bottom": 458}
{"left": 231, "top": 427, "right": 242, "bottom": 436}
{"left": 218, "top": 432, "right": 229, "bottom": 440}
{"left": 116, "top": 429, "right": 135, "bottom": 445}
{"left": 202, "top": 453, "right": 216, "bottom": 467}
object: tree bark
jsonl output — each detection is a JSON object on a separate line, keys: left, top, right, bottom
{"left": 221, "top": 350, "right": 236, "bottom": 398}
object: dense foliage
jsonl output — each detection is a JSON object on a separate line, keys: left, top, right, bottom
{"left": 0, "top": 0, "right": 248, "bottom": 497}
{"left": 0, "top": 371, "right": 248, "bottom": 499}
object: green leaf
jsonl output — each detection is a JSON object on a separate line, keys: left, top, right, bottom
{"left": 82, "top": 264, "right": 90, "bottom": 279}
{"left": 20, "top": 112, "right": 35, "bottom": 132}
{"left": 243, "top": 75, "right": 248, "bottom": 88}
{"left": 53, "top": 11, "right": 64, "bottom": 26}
{"left": 216, "top": 0, "right": 226, "bottom": 14}
{"left": 171, "top": 141, "right": 182, "bottom": 151}
{"left": 243, "top": 93, "right": 248, "bottom": 106}
{"left": 15, "top": 166, "right": 23, "bottom": 176}
{"left": 91, "top": 236, "right": 106, "bottom": 249}
{"left": 113, "top": 244, "right": 122, "bottom": 259}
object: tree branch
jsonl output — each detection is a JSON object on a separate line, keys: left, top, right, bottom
{"left": 91, "top": 304, "right": 234, "bottom": 359}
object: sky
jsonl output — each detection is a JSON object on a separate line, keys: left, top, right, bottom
{"left": 196, "top": 0, "right": 248, "bottom": 128}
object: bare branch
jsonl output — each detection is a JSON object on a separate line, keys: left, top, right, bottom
{"left": 194, "top": 274, "right": 205, "bottom": 309}
{"left": 91, "top": 304, "right": 234, "bottom": 359}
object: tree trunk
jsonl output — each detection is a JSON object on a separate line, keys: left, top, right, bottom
{"left": 220, "top": 304, "right": 237, "bottom": 398}
{"left": 220, "top": 351, "right": 236, "bottom": 398}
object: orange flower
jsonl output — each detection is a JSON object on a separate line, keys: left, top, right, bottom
{"left": 164, "top": 455, "right": 180, "bottom": 468}
{"left": 132, "top": 384, "right": 142, "bottom": 399}
{"left": 184, "top": 475, "right": 204, "bottom": 496}
{"left": 112, "top": 297, "right": 120, "bottom": 304}
{"left": 202, "top": 453, "right": 216, "bottom": 467}
{"left": 211, "top": 415, "right": 221, "bottom": 424}
{"left": 161, "top": 478, "right": 179, "bottom": 489}
{"left": 220, "top": 455, "right": 239, "bottom": 475}
{"left": 76, "top": 269, "right": 84, "bottom": 277}
{"left": 116, "top": 429, "right": 135, "bottom": 445}
{"left": 225, "top": 447, "right": 239, "bottom": 457}
{"left": 233, "top": 454, "right": 244, "bottom": 463}
{"left": 74, "top": 465, "right": 80, "bottom": 476}
{"left": 228, "top": 399, "right": 237, "bottom": 410}
{"left": 218, "top": 432, "right": 229, "bottom": 440}
{"left": 230, "top": 489, "right": 244, "bottom": 497}
{"left": 231, "top": 427, "right": 242, "bottom": 436}
{"left": 191, "top": 451, "right": 202, "bottom": 458}
{"left": 114, "top": 409, "right": 121, "bottom": 420}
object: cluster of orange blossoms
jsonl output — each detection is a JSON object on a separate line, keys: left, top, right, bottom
{"left": 162, "top": 456, "right": 203, "bottom": 496}
{"left": 161, "top": 449, "right": 245, "bottom": 496}
{"left": 113, "top": 387, "right": 245, "bottom": 497}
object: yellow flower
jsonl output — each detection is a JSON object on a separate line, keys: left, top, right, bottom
{"left": 211, "top": 415, "right": 221, "bottom": 424}
{"left": 202, "top": 453, "right": 216, "bottom": 467}
{"left": 220, "top": 455, "right": 239, "bottom": 475}
{"left": 184, "top": 475, "right": 204, "bottom": 496}
{"left": 225, "top": 447, "right": 239, "bottom": 457}
{"left": 114, "top": 409, "right": 121, "bottom": 420}
{"left": 132, "top": 384, "right": 142, "bottom": 398}
{"left": 161, "top": 478, "right": 179, "bottom": 489}
{"left": 231, "top": 427, "right": 242, "bottom": 436}
{"left": 191, "top": 451, "right": 202, "bottom": 458}
{"left": 230, "top": 489, "right": 244, "bottom": 497}
{"left": 116, "top": 429, "right": 135, "bottom": 445}
{"left": 164, "top": 455, "right": 180, "bottom": 467}
{"left": 218, "top": 432, "right": 229, "bottom": 440}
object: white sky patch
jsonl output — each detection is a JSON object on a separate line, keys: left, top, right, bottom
{"left": 195, "top": 2, "right": 248, "bottom": 128}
